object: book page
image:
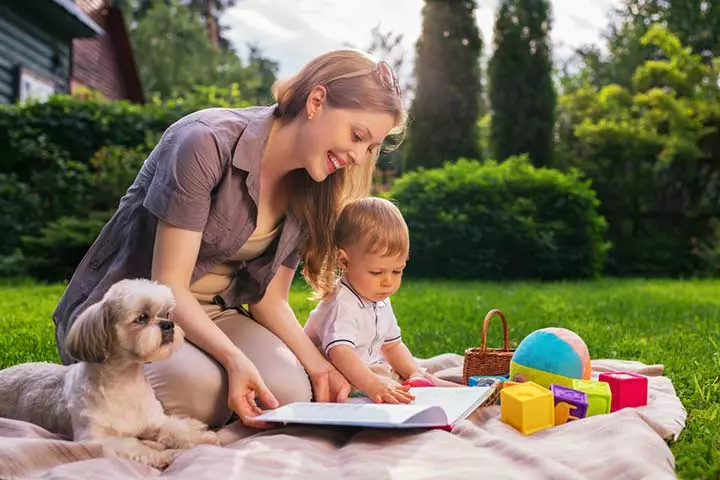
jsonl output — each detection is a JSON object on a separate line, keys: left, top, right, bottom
{"left": 256, "top": 402, "right": 438, "bottom": 427}
{"left": 256, "top": 386, "right": 493, "bottom": 428}
{"left": 406, "top": 386, "right": 492, "bottom": 424}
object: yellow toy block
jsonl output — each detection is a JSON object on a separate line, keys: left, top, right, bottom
{"left": 572, "top": 379, "right": 612, "bottom": 416}
{"left": 500, "top": 381, "right": 555, "bottom": 435}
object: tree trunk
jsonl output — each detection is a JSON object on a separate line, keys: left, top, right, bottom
{"left": 205, "top": 0, "right": 219, "bottom": 48}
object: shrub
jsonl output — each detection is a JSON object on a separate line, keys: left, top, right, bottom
{"left": 388, "top": 156, "right": 609, "bottom": 280}
{"left": 0, "top": 86, "right": 251, "bottom": 180}
{"left": 20, "top": 211, "right": 114, "bottom": 283}
{"left": 0, "top": 86, "right": 250, "bottom": 258}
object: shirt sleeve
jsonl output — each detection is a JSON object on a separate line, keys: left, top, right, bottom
{"left": 143, "top": 120, "right": 225, "bottom": 231}
{"left": 383, "top": 299, "right": 402, "bottom": 343}
{"left": 281, "top": 247, "right": 302, "bottom": 271}
{"left": 316, "top": 298, "right": 360, "bottom": 355}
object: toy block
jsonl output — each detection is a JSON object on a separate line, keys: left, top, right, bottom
{"left": 550, "top": 384, "right": 588, "bottom": 423}
{"left": 571, "top": 379, "right": 611, "bottom": 416}
{"left": 469, "top": 375, "right": 508, "bottom": 387}
{"left": 502, "top": 380, "right": 521, "bottom": 389}
{"left": 598, "top": 371, "right": 648, "bottom": 412}
{"left": 500, "top": 381, "right": 554, "bottom": 435}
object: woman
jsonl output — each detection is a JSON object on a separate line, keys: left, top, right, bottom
{"left": 52, "top": 49, "right": 406, "bottom": 429}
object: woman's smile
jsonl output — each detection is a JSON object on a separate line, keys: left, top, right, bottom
{"left": 327, "top": 151, "right": 347, "bottom": 173}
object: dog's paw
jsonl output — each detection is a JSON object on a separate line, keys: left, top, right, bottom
{"left": 130, "top": 449, "right": 175, "bottom": 470}
{"left": 155, "top": 416, "right": 219, "bottom": 449}
{"left": 156, "top": 428, "right": 219, "bottom": 449}
{"left": 97, "top": 437, "right": 176, "bottom": 470}
{"left": 198, "top": 429, "right": 220, "bottom": 446}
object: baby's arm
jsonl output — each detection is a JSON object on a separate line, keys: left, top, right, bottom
{"left": 328, "top": 346, "right": 414, "bottom": 404}
{"left": 382, "top": 341, "right": 461, "bottom": 387}
{"left": 381, "top": 341, "right": 423, "bottom": 380}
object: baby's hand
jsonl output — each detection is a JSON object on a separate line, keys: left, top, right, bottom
{"left": 366, "top": 378, "right": 415, "bottom": 404}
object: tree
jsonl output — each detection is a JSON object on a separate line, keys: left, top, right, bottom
{"left": 406, "top": 0, "right": 483, "bottom": 170}
{"left": 241, "top": 42, "right": 280, "bottom": 105}
{"left": 570, "top": 0, "right": 720, "bottom": 91}
{"left": 556, "top": 25, "right": 720, "bottom": 275}
{"left": 130, "top": 0, "right": 276, "bottom": 103}
{"left": 488, "top": 0, "right": 555, "bottom": 167}
{"left": 112, "top": 0, "right": 237, "bottom": 48}
{"left": 365, "top": 23, "right": 410, "bottom": 95}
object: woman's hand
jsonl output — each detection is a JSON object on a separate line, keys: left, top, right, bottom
{"left": 308, "top": 362, "right": 352, "bottom": 403}
{"left": 226, "top": 355, "right": 280, "bottom": 429}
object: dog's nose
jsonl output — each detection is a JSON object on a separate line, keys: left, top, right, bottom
{"left": 158, "top": 320, "right": 174, "bottom": 331}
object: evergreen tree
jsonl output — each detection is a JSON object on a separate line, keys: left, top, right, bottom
{"left": 488, "top": 0, "right": 556, "bottom": 167}
{"left": 406, "top": 0, "right": 483, "bottom": 171}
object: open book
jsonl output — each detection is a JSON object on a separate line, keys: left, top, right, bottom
{"left": 256, "top": 386, "right": 494, "bottom": 429}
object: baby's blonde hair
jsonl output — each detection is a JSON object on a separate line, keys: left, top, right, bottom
{"left": 271, "top": 49, "right": 407, "bottom": 298}
{"left": 314, "top": 197, "right": 409, "bottom": 298}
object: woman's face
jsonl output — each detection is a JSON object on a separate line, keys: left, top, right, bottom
{"left": 300, "top": 91, "right": 396, "bottom": 182}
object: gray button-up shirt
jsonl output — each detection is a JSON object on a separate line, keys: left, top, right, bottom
{"left": 53, "top": 105, "right": 306, "bottom": 364}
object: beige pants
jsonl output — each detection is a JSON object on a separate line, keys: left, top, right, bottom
{"left": 144, "top": 302, "right": 313, "bottom": 428}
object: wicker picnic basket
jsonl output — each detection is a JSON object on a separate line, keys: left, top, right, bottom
{"left": 463, "top": 309, "right": 515, "bottom": 385}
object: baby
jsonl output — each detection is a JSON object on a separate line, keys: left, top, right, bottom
{"left": 304, "top": 197, "right": 456, "bottom": 404}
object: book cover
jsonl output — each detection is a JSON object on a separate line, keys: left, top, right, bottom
{"left": 255, "top": 386, "right": 494, "bottom": 429}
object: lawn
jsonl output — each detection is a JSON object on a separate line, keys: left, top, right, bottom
{"left": 1, "top": 277, "right": 718, "bottom": 479}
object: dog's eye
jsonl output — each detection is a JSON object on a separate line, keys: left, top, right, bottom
{"left": 135, "top": 313, "right": 150, "bottom": 324}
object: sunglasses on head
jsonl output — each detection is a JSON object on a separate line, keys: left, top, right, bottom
{"left": 324, "top": 60, "right": 401, "bottom": 96}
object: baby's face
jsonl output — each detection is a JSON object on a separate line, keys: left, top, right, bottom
{"left": 340, "top": 245, "right": 407, "bottom": 302}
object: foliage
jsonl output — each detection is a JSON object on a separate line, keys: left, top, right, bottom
{"left": 0, "top": 88, "right": 250, "bottom": 260}
{"left": 388, "top": 156, "right": 609, "bottom": 280}
{"left": 406, "top": 0, "right": 483, "bottom": 170}
{"left": 556, "top": 25, "right": 720, "bottom": 276}
{"left": 20, "top": 212, "right": 115, "bottom": 283}
{"left": 130, "top": 0, "right": 277, "bottom": 103}
{"left": 488, "top": 0, "right": 556, "bottom": 167}
{"left": 570, "top": 0, "right": 719, "bottom": 93}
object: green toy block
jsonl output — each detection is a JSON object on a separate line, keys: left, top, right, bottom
{"left": 572, "top": 379, "right": 611, "bottom": 416}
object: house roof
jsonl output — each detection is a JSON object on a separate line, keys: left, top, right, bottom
{"left": 48, "top": 0, "right": 104, "bottom": 37}
{"left": 71, "top": 1, "right": 144, "bottom": 103}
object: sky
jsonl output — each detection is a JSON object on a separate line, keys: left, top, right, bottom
{"left": 220, "top": 0, "right": 624, "bottom": 83}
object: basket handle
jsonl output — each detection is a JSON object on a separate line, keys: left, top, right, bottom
{"left": 480, "top": 309, "right": 511, "bottom": 352}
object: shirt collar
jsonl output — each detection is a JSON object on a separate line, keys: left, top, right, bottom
{"left": 231, "top": 104, "right": 277, "bottom": 174}
{"left": 340, "top": 276, "right": 388, "bottom": 309}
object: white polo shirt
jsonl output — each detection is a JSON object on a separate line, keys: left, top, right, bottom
{"left": 304, "top": 278, "right": 402, "bottom": 365}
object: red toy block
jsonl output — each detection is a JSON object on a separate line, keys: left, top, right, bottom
{"left": 598, "top": 371, "right": 648, "bottom": 412}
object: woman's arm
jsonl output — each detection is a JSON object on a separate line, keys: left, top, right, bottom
{"left": 248, "top": 264, "right": 351, "bottom": 403}
{"left": 151, "top": 220, "right": 279, "bottom": 423}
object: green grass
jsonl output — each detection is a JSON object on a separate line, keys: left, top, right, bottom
{"left": 1, "top": 277, "right": 718, "bottom": 479}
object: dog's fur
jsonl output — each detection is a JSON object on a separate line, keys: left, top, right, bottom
{"left": 0, "top": 278, "right": 218, "bottom": 468}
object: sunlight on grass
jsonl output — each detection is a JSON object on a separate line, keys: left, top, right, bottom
{"left": 0, "top": 277, "right": 718, "bottom": 478}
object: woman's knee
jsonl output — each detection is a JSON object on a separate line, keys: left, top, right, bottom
{"left": 144, "top": 341, "right": 232, "bottom": 428}
{"left": 218, "top": 314, "right": 313, "bottom": 405}
{"left": 262, "top": 356, "right": 313, "bottom": 406}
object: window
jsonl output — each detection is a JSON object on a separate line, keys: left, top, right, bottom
{"left": 17, "top": 66, "right": 55, "bottom": 103}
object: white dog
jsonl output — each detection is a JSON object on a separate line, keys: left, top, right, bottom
{"left": 0, "top": 278, "right": 218, "bottom": 468}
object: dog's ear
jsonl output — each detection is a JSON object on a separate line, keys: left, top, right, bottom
{"left": 65, "top": 299, "right": 114, "bottom": 363}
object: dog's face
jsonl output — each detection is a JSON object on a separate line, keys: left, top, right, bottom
{"left": 65, "top": 279, "right": 185, "bottom": 364}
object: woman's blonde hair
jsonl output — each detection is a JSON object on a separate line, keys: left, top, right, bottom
{"left": 271, "top": 49, "right": 407, "bottom": 298}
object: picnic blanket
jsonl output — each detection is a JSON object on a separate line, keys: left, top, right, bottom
{"left": 0, "top": 355, "right": 687, "bottom": 479}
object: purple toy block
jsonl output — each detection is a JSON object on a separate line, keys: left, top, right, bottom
{"left": 550, "top": 384, "right": 589, "bottom": 419}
